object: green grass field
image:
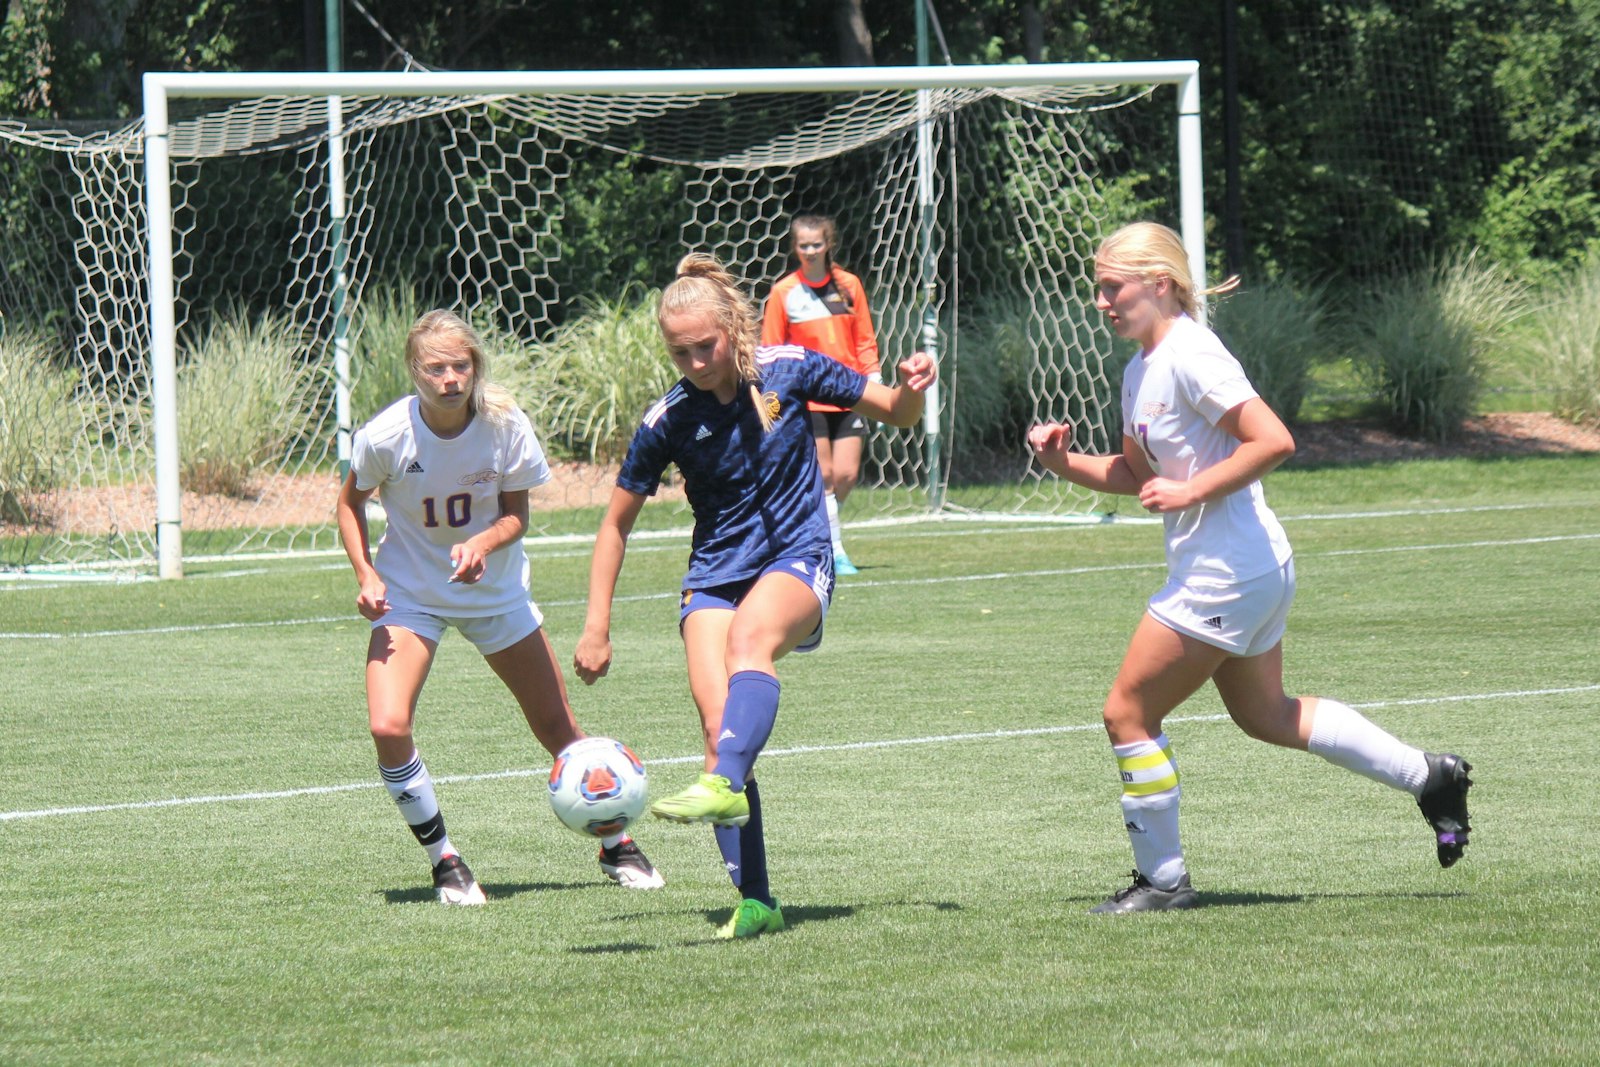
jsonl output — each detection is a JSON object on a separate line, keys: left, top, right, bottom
{"left": 3, "top": 455, "right": 1598, "bottom": 1065}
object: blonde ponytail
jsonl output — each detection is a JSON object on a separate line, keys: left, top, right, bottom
{"left": 1097, "top": 222, "right": 1240, "bottom": 318}
{"left": 659, "top": 253, "right": 772, "bottom": 429}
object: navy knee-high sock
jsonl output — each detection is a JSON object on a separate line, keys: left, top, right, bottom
{"left": 714, "top": 779, "right": 770, "bottom": 906}
{"left": 711, "top": 669, "right": 780, "bottom": 790}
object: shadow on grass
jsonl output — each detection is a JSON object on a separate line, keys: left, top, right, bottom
{"left": 380, "top": 878, "right": 592, "bottom": 905}
{"left": 566, "top": 898, "right": 964, "bottom": 953}
{"left": 1073, "top": 888, "right": 1468, "bottom": 910}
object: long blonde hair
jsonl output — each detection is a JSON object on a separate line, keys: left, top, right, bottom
{"left": 658, "top": 253, "right": 773, "bottom": 430}
{"left": 1096, "top": 222, "right": 1239, "bottom": 318}
{"left": 405, "top": 309, "right": 516, "bottom": 426}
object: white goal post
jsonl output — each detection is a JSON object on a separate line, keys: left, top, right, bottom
{"left": 4, "top": 61, "right": 1204, "bottom": 577}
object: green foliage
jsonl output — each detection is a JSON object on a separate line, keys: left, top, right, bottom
{"left": 1351, "top": 252, "right": 1526, "bottom": 442}
{"left": 1469, "top": 1, "right": 1600, "bottom": 278}
{"left": 1209, "top": 278, "right": 1333, "bottom": 423}
{"left": 176, "top": 310, "right": 321, "bottom": 496}
{"left": 518, "top": 286, "right": 676, "bottom": 463}
{"left": 1526, "top": 260, "right": 1600, "bottom": 429}
{"left": 0, "top": 326, "right": 80, "bottom": 520}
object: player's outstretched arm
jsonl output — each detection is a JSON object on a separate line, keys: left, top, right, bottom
{"left": 574, "top": 486, "right": 648, "bottom": 685}
{"left": 1027, "top": 423, "right": 1146, "bottom": 496}
{"left": 853, "top": 350, "right": 937, "bottom": 428}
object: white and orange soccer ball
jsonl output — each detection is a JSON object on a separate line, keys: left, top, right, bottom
{"left": 547, "top": 737, "right": 649, "bottom": 837}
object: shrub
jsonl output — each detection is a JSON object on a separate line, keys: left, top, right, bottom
{"left": 1527, "top": 261, "right": 1600, "bottom": 429}
{"left": 1351, "top": 252, "right": 1526, "bottom": 442}
{"left": 1208, "top": 278, "right": 1331, "bottom": 423}
{"left": 948, "top": 292, "right": 1034, "bottom": 457}
{"left": 349, "top": 286, "right": 424, "bottom": 427}
{"left": 0, "top": 326, "right": 81, "bottom": 522}
{"left": 518, "top": 286, "right": 675, "bottom": 463}
{"left": 177, "top": 310, "right": 322, "bottom": 496}
{"left": 950, "top": 291, "right": 1124, "bottom": 469}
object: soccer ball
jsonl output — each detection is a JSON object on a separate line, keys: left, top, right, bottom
{"left": 547, "top": 737, "right": 649, "bottom": 837}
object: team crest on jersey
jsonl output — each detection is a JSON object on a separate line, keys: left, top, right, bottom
{"left": 1141, "top": 401, "right": 1170, "bottom": 419}
{"left": 762, "top": 391, "right": 781, "bottom": 421}
{"left": 458, "top": 468, "right": 498, "bottom": 486}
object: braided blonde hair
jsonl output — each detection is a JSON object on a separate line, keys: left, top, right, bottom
{"left": 659, "top": 253, "right": 773, "bottom": 430}
{"left": 1096, "top": 222, "right": 1239, "bottom": 318}
{"left": 405, "top": 309, "right": 515, "bottom": 427}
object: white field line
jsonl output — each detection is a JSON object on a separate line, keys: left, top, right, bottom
{"left": 4, "top": 529, "right": 1596, "bottom": 640}
{"left": 2, "top": 499, "right": 1587, "bottom": 585}
{"left": 3, "top": 683, "right": 1595, "bottom": 825}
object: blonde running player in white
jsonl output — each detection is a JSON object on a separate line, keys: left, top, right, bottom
{"left": 336, "top": 310, "right": 662, "bottom": 904}
{"left": 1028, "top": 222, "right": 1473, "bottom": 913}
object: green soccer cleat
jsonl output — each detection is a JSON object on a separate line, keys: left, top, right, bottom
{"left": 649, "top": 772, "right": 751, "bottom": 827}
{"left": 719, "top": 897, "right": 785, "bottom": 939}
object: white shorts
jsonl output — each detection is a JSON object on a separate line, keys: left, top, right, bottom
{"left": 376, "top": 599, "right": 544, "bottom": 656}
{"left": 1146, "top": 558, "right": 1295, "bottom": 657}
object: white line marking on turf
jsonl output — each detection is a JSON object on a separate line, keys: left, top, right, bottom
{"left": 4, "top": 684, "right": 1594, "bottom": 824}
{"left": 7, "top": 529, "right": 1594, "bottom": 640}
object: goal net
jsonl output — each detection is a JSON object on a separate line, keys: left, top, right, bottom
{"left": 0, "top": 63, "right": 1202, "bottom": 576}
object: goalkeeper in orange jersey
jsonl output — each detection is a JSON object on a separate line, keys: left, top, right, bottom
{"left": 762, "top": 213, "right": 879, "bottom": 575}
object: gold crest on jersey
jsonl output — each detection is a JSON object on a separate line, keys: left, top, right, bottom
{"left": 762, "top": 391, "right": 781, "bottom": 421}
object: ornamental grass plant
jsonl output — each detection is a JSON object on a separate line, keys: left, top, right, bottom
{"left": 1209, "top": 277, "right": 1332, "bottom": 424}
{"left": 519, "top": 285, "right": 677, "bottom": 463}
{"left": 1351, "top": 252, "right": 1526, "bottom": 442}
{"left": 1526, "top": 259, "right": 1600, "bottom": 430}
{"left": 0, "top": 327, "right": 81, "bottom": 522}
{"left": 176, "top": 309, "right": 322, "bottom": 496}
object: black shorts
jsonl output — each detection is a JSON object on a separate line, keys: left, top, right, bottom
{"left": 810, "top": 410, "right": 868, "bottom": 440}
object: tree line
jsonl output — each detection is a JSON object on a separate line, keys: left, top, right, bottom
{"left": 3, "top": 0, "right": 1596, "bottom": 287}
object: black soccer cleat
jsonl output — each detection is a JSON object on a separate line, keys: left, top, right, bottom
{"left": 1089, "top": 869, "right": 1200, "bottom": 914}
{"left": 598, "top": 838, "right": 665, "bottom": 890}
{"left": 431, "top": 854, "right": 487, "bottom": 905}
{"left": 1418, "top": 752, "right": 1473, "bottom": 868}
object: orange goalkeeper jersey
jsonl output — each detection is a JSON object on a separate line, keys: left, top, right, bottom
{"left": 761, "top": 266, "right": 879, "bottom": 413}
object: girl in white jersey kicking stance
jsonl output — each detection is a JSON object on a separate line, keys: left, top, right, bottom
{"left": 573, "top": 254, "right": 935, "bottom": 938}
{"left": 1028, "top": 223, "right": 1473, "bottom": 913}
{"left": 336, "top": 310, "right": 662, "bottom": 905}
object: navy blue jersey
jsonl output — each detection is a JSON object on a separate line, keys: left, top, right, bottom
{"left": 617, "top": 344, "right": 868, "bottom": 587}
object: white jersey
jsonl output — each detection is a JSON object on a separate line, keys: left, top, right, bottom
{"left": 1121, "top": 314, "right": 1292, "bottom": 584}
{"left": 351, "top": 395, "right": 551, "bottom": 615}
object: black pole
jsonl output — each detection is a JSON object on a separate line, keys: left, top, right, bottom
{"left": 1221, "top": 0, "right": 1245, "bottom": 276}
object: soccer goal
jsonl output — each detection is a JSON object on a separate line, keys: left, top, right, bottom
{"left": 1, "top": 62, "right": 1203, "bottom": 577}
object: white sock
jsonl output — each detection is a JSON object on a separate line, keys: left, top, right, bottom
{"left": 380, "top": 750, "right": 455, "bottom": 865}
{"left": 1113, "top": 734, "right": 1186, "bottom": 889}
{"left": 825, "top": 491, "right": 843, "bottom": 552}
{"left": 1307, "top": 698, "right": 1430, "bottom": 795}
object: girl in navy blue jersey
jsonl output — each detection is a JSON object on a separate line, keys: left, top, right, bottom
{"left": 574, "top": 252, "right": 936, "bottom": 938}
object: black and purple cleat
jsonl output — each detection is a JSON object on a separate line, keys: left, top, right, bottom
{"left": 1418, "top": 752, "right": 1474, "bottom": 868}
